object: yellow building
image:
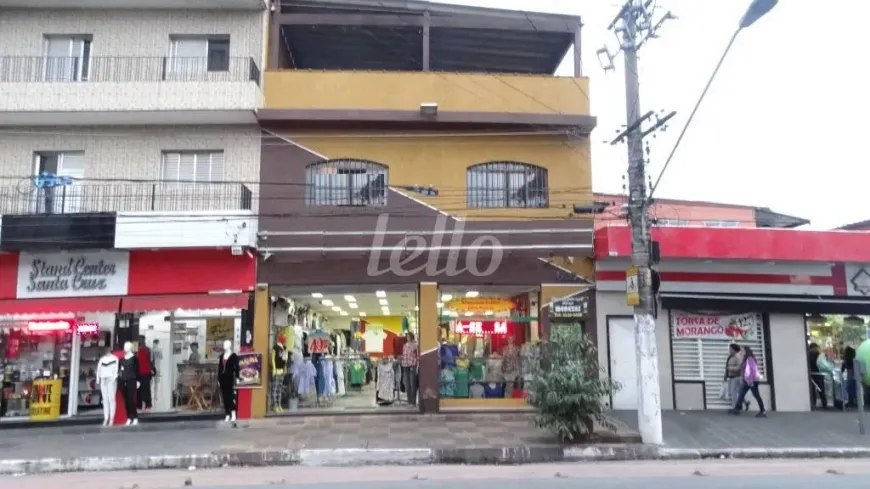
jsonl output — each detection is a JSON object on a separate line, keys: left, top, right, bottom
{"left": 253, "top": 0, "right": 597, "bottom": 417}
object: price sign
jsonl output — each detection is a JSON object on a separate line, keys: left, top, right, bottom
{"left": 307, "top": 333, "right": 330, "bottom": 354}
{"left": 453, "top": 320, "right": 510, "bottom": 337}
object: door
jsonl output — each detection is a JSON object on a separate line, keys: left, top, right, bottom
{"left": 34, "top": 152, "right": 85, "bottom": 213}
{"left": 609, "top": 317, "right": 638, "bottom": 409}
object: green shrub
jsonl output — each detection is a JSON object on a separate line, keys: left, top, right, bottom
{"left": 527, "top": 325, "right": 620, "bottom": 442}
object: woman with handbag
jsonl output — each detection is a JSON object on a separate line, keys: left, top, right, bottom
{"left": 729, "top": 346, "right": 767, "bottom": 417}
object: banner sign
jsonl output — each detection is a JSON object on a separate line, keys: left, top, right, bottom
{"left": 236, "top": 352, "right": 262, "bottom": 388}
{"left": 453, "top": 320, "right": 510, "bottom": 337}
{"left": 17, "top": 251, "right": 130, "bottom": 299}
{"left": 446, "top": 297, "right": 514, "bottom": 314}
{"left": 672, "top": 311, "right": 761, "bottom": 340}
{"left": 307, "top": 330, "right": 330, "bottom": 354}
{"left": 30, "top": 378, "right": 62, "bottom": 421}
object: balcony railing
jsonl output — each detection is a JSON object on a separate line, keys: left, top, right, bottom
{"left": 0, "top": 182, "right": 253, "bottom": 215}
{"left": 0, "top": 56, "right": 261, "bottom": 85}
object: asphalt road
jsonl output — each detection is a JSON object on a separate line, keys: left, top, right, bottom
{"left": 5, "top": 460, "right": 870, "bottom": 489}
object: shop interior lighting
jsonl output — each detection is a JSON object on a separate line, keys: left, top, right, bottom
{"left": 321, "top": 299, "right": 334, "bottom": 306}
{"left": 376, "top": 291, "right": 387, "bottom": 298}
{"left": 441, "top": 294, "right": 453, "bottom": 301}
{"left": 379, "top": 299, "right": 389, "bottom": 306}
{"left": 464, "top": 311, "right": 474, "bottom": 316}
{"left": 436, "top": 302, "right": 444, "bottom": 308}
{"left": 348, "top": 303, "right": 359, "bottom": 309}
{"left": 381, "top": 307, "right": 391, "bottom": 314}
{"left": 344, "top": 295, "right": 356, "bottom": 302}
{"left": 415, "top": 306, "right": 419, "bottom": 311}
{"left": 311, "top": 293, "right": 323, "bottom": 298}
{"left": 331, "top": 306, "right": 341, "bottom": 312}
{"left": 359, "top": 312, "right": 367, "bottom": 317}
{"left": 485, "top": 310, "right": 493, "bottom": 315}
{"left": 339, "top": 311, "right": 349, "bottom": 316}
{"left": 465, "top": 291, "right": 480, "bottom": 298}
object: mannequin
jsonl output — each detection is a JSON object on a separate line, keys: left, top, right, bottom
{"left": 218, "top": 339, "right": 239, "bottom": 422}
{"left": 96, "top": 348, "right": 119, "bottom": 426}
{"left": 270, "top": 334, "right": 288, "bottom": 412}
{"left": 118, "top": 341, "right": 140, "bottom": 426}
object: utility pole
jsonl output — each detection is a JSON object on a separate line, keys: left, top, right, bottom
{"left": 598, "top": 0, "right": 674, "bottom": 445}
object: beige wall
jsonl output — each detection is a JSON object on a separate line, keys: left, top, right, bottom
{"left": 769, "top": 313, "right": 811, "bottom": 411}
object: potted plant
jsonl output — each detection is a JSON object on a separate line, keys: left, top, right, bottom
{"left": 527, "top": 327, "right": 621, "bottom": 442}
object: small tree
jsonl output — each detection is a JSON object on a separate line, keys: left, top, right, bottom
{"left": 527, "top": 325, "right": 620, "bottom": 442}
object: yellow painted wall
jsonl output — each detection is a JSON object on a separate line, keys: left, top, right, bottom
{"left": 294, "top": 133, "right": 593, "bottom": 220}
{"left": 265, "top": 71, "right": 590, "bottom": 116}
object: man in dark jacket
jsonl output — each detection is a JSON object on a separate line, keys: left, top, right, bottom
{"left": 137, "top": 335, "right": 154, "bottom": 411}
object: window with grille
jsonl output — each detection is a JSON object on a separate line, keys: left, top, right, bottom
{"left": 305, "top": 159, "right": 387, "bottom": 207}
{"left": 466, "top": 161, "right": 548, "bottom": 208}
{"left": 160, "top": 151, "right": 224, "bottom": 182}
{"left": 671, "top": 311, "right": 767, "bottom": 409}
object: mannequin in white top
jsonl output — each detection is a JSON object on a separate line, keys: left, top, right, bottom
{"left": 118, "top": 342, "right": 141, "bottom": 426}
{"left": 96, "top": 349, "right": 119, "bottom": 426}
{"left": 218, "top": 340, "right": 239, "bottom": 422}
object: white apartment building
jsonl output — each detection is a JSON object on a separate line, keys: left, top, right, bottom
{"left": 0, "top": 2, "right": 266, "bottom": 250}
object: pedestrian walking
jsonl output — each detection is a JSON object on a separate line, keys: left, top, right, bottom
{"left": 730, "top": 346, "right": 766, "bottom": 417}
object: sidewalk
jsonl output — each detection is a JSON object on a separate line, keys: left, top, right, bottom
{"left": 3, "top": 410, "right": 870, "bottom": 474}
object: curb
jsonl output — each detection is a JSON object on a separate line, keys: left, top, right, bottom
{"left": 5, "top": 445, "right": 870, "bottom": 475}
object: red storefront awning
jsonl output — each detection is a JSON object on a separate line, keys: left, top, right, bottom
{"left": 120, "top": 293, "right": 250, "bottom": 313}
{"left": 0, "top": 297, "right": 122, "bottom": 316}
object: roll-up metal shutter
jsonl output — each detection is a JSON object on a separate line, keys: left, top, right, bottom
{"left": 671, "top": 311, "right": 767, "bottom": 409}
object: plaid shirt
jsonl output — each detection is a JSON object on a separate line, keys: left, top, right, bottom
{"left": 401, "top": 341, "right": 418, "bottom": 367}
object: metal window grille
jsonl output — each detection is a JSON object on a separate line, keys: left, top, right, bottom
{"left": 466, "top": 161, "right": 548, "bottom": 209}
{"left": 305, "top": 159, "right": 388, "bottom": 207}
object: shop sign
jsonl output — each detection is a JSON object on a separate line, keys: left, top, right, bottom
{"left": 17, "top": 251, "right": 130, "bottom": 299}
{"left": 445, "top": 297, "right": 514, "bottom": 314}
{"left": 236, "top": 352, "right": 262, "bottom": 388}
{"left": 27, "top": 319, "right": 74, "bottom": 332}
{"left": 550, "top": 296, "right": 588, "bottom": 319}
{"left": 626, "top": 266, "right": 640, "bottom": 306}
{"left": 672, "top": 311, "right": 760, "bottom": 340}
{"left": 453, "top": 320, "right": 509, "bottom": 337}
{"left": 29, "top": 378, "right": 62, "bottom": 421}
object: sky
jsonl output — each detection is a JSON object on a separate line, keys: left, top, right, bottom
{"left": 439, "top": 0, "right": 867, "bottom": 230}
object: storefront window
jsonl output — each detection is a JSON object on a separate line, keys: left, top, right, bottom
{"left": 806, "top": 314, "right": 867, "bottom": 410}
{"left": 0, "top": 320, "right": 74, "bottom": 419}
{"left": 437, "top": 287, "right": 539, "bottom": 403}
{"left": 269, "top": 286, "right": 419, "bottom": 413}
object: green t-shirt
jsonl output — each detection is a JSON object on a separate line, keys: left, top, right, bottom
{"left": 349, "top": 363, "right": 366, "bottom": 385}
{"left": 453, "top": 368, "right": 469, "bottom": 398}
{"left": 469, "top": 359, "right": 485, "bottom": 382}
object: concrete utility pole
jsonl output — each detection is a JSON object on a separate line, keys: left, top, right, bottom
{"left": 598, "top": 0, "right": 674, "bottom": 445}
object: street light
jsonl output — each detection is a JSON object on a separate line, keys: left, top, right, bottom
{"left": 648, "top": 0, "right": 778, "bottom": 198}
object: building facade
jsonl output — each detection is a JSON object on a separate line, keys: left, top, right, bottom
{"left": 252, "top": 0, "right": 597, "bottom": 416}
{"left": 594, "top": 225, "right": 870, "bottom": 413}
{"left": 0, "top": 2, "right": 264, "bottom": 423}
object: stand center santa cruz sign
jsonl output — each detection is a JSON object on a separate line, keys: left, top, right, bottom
{"left": 17, "top": 251, "right": 130, "bottom": 299}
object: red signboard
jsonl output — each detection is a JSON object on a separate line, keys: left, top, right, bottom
{"left": 453, "top": 320, "right": 510, "bottom": 337}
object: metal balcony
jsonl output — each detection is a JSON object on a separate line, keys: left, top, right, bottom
{"left": 0, "top": 182, "right": 253, "bottom": 215}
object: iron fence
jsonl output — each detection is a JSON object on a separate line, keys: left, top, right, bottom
{"left": 0, "top": 182, "right": 253, "bottom": 215}
{"left": 0, "top": 56, "right": 261, "bottom": 84}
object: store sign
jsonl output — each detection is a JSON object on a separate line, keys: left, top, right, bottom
{"left": 453, "top": 320, "right": 509, "bottom": 337}
{"left": 17, "top": 251, "right": 130, "bottom": 299}
{"left": 446, "top": 297, "right": 514, "bottom": 314}
{"left": 550, "top": 296, "right": 588, "bottom": 319}
{"left": 307, "top": 330, "right": 330, "bottom": 354}
{"left": 27, "top": 319, "right": 74, "bottom": 332}
{"left": 672, "top": 311, "right": 760, "bottom": 340}
{"left": 236, "top": 352, "right": 262, "bottom": 388}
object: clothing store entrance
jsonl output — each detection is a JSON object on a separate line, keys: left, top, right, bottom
{"left": 267, "top": 285, "right": 419, "bottom": 413}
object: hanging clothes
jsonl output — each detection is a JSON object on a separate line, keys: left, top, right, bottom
{"left": 377, "top": 360, "right": 396, "bottom": 402}
{"left": 334, "top": 359, "right": 346, "bottom": 396}
{"left": 322, "top": 358, "right": 336, "bottom": 396}
{"left": 439, "top": 368, "right": 456, "bottom": 398}
{"left": 293, "top": 359, "right": 317, "bottom": 397}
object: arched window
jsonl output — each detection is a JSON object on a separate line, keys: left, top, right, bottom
{"left": 466, "top": 161, "right": 548, "bottom": 209}
{"left": 305, "top": 159, "right": 388, "bottom": 207}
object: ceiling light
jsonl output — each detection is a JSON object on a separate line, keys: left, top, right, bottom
{"left": 436, "top": 302, "right": 444, "bottom": 308}
{"left": 415, "top": 305, "right": 419, "bottom": 311}
{"left": 349, "top": 303, "right": 359, "bottom": 309}
{"left": 311, "top": 293, "right": 323, "bottom": 298}
{"left": 449, "top": 311, "right": 459, "bottom": 317}
{"left": 381, "top": 307, "right": 390, "bottom": 314}
{"left": 485, "top": 310, "right": 493, "bottom": 316}
{"left": 322, "top": 299, "right": 334, "bottom": 306}
{"left": 376, "top": 290, "right": 387, "bottom": 298}
{"left": 464, "top": 311, "right": 473, "bottom": 316}
{"left": 379, "top": 299, "right": 388, "bottom": 306}
{"left": 465, "top": 291, "right": 479, "bottom": 298}
{"left": 441, "top": 294, "right": 453, "bottom": 302}
{"left": 339, "top": 311, "right": 349, "bottom": 316}
{"left": 344, "top": 295, "right": 356, "bottom": 302}
{"left": 359, "top": 312, "right": 367, "bottom": 317}
{"left": 331, "top": 306, "right": 341, "bottom": 312}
